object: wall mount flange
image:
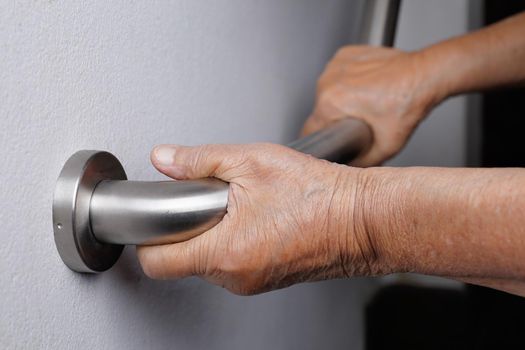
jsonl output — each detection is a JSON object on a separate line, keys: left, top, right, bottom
{"left": 53, "top": 150, "right": 127, "bottom": 273}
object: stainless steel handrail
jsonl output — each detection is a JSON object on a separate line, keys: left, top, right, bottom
{"left": 91, "top": 118, "right": 373, "bottom": 245}
{"left": 53, "top": 0, "right": 401, "bottom": 272}
{"left": 358, "top": 0, "right": 400, "bottom": 46}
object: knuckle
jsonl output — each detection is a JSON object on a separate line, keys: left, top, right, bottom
{"left": 243, "top": 143, "right": 290, "bottom": 165}
{"left": 191, "top": 144, "right": 225, "bottom": 177}
{"left": 317, "top": 71, "right": 338, "bottom": 93}
{"left": 193, "top": 144, "right": 212, "bottom": 166}
{"left": 258, "top": 142, "right": 288, "bottom": 154}
{"left": 334, "top": 46, "right": 351, "bottom": 59}
{"left": 317, "top": 88, "right": 339, "bottom": 107}
{"left": 334, "top": 45, "right": 364, "bottom": 59}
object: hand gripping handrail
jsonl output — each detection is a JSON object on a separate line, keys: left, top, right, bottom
{"left": 53, "top": 0, "right": 401, "bottom": 273}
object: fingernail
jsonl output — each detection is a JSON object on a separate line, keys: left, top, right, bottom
{"left": 154, "top": 146, "right": 176, "bottom": 166}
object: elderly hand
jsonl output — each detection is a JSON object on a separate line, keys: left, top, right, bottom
{"left": 137, "top": 143, "right": 386, "bottom": 295}
{"left": 140, "top": 12, "right": 525, "bottom": 297}
{"left": 302, "top": 46, "right": 444, "bottom": 167}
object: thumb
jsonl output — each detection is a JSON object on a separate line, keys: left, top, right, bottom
{"left": 151, "top": 144, "right": 246, "bottom": 181}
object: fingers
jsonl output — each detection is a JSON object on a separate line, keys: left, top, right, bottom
{"left": 332, "top": 45, "right": 372, "bottom": 61}
{"left": 300, "top": 115, "right": 324, "bottom": 137}
{"left": 301, "top": 111, "right": 344, "bottom": 137}
{"left": 151, "top": 144, "right": 246, "bottom": 181}
{"left": 351, "top": 142, "right": 396, "bottom": 167}
{"left": 136, "top": 233, "right": 211, "bottom": 279}
{"left": 350, "top": 149, "right": 384, "bottom": 167}
{"left": 143, "top": 143, "right": 247, "bottom": 280}
{"left": 301, "top": 95, "right": 348, "bottom": 137}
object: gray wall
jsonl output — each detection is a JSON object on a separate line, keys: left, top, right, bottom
{"left": 0, "top": 0, "right": 473, "bottom": 349}
{"left": 0, "top": 1, "right": 372, "bottom": 349}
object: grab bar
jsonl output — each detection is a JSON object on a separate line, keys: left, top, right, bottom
{"left": 53, "top": 0, "right": 401, "bottom": 273}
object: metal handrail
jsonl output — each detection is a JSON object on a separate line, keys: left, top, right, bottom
{"left": 91, "top": 118, "right": 372, "bottom": 246}
{"left": 53, "top": 0, "right": 401, "bottom": 272}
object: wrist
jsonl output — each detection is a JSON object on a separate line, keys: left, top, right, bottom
{"left": 415, "top": 33, "right": 488, "bottom": 103}
{"left": 332, "top": 165, "right": 406, "bottom": 277}
{"left": 350, "top": 167, "right": 414, "bottom": 275}
{"left": 411, "top": 49, "right": 453, "bottom": 111}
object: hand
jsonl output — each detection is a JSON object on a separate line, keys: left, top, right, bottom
{"left": 302, "top": 46, "right": 442, "bottom": 166}
{"left": 137, "top": 143, "right": 382, "bottom": 295}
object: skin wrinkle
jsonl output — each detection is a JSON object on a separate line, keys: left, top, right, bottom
{"left": 363, "top": 168, "right": 415, "bottom": 275}
{"left": 358, "top": 171, "right": 380, "bottom": 272}
{"left": 350, "top": 170, "right": 378, "bottom": 276}
{"left": 383, "top": 168, "right": 525, "bottom": 280}
{"left": 204, "top": 227, "right": 221, "bottom": 276}
{"left": 266, "top": 217, "right": 287, "bottom": 290}
{"left": 137, "top": 12, "right": 525, "bottom": 296}
{"left": 394, "top": 173, "right": 417, "bottom": 273}
{"left": 329, "top": 169, "right": 352, "bottom": 279}
{"left": 140, "top": 150, "right": 525, "bottom": 295}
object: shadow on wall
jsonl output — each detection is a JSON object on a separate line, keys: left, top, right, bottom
{"left": 98, "top": 247, "right": 374, "bottom": 349}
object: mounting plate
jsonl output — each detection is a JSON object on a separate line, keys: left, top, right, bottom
{"left": 53, "top": 150, "right": 127, "bottom": 273}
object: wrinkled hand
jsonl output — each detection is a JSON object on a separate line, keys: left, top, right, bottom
{"left": 137, "top": 143, "right": 379, "bottom": 295}
{"left": 302, "top": 46, "right": 441, "bottom": 166}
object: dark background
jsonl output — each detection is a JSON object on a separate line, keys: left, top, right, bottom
{"left": 366, "top": 1, "right": 525, "bottom": 348}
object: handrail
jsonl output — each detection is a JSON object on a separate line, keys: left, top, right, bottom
{"left": 358, "top": 0, "right": 400, "bottom": 45}
{"left": 91, "top": 118, "right": 372, "bottom": 246}
{"left": 53, "top": 0, "right": 401, "bottom": 272}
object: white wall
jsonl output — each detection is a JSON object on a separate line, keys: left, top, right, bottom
{"left": 0, "top": 1, "right": 373, "bottom": 349}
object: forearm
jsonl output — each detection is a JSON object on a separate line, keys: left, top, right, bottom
{"left": 352, "top": 167, "right": 525, "bottom": 285}
{"left": 417, "top": 11, "right": 525, "bottom": 102}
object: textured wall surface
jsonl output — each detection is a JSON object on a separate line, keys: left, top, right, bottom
{"left": 0, "top": 1, "right": 374, "bottom": 349}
